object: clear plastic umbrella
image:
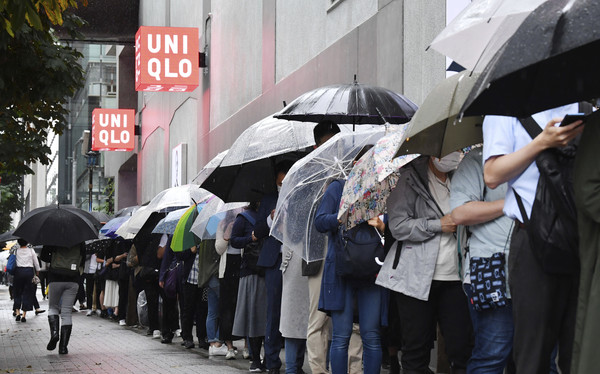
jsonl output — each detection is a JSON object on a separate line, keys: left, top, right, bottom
{"left": 200, "top": 116, "right": 319, "bottom": 202}
{"left": 270, "top": 128, "right": 388, "bottom": 262}
{"left": 115, "top": 185, "right": 212, "bottom": 238}
{"left": 190, "top": 197, "right": 248, "bottom": 240}
{"left": 192, "top": 150, "right": 229, "bottom": 185}
{"left": 152, "top": 207, "right": 193, "bottom": 235}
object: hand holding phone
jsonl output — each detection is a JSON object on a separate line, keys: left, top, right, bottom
{"left": 559, "top": 113, "right": 586, "bottom": 127}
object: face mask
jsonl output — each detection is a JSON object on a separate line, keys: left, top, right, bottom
{"left": 432, "top": 151, "right": 461, "bottom": 173}
{"left": 277, "top": 185, "right": 282, "bottom": 193}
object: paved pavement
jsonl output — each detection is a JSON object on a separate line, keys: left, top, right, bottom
{"left": 0, "top": 284, "right": 263, "bottom": 373}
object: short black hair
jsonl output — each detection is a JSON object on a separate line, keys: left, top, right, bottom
{"left": 313, "top": 120, "right": 340, "bottom": 145}
{"left": 17, "top": 238, "right": 28, "bottom": 246}
{"left": 275, "top": 160, "right": 295, "bottom": 176}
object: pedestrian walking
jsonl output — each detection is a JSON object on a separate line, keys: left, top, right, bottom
{"left": 12, "top": 239, "right": 40, "bottom": 323}
{"left": 41, "top": 243, "right": 86, "bottom": 354}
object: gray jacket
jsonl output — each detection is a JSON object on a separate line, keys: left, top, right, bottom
{"left": 376, "top": 156, "right": 447, "bottom": 301}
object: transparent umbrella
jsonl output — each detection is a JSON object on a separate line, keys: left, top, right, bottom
{"left": 192, "top": 150, "right": 229, "bottom": 185}
{"left": 270, "top": 128, "right": 388, "bottom": 262}
{"left": 200, "top": 116, "right": 318, "bottom": 202}
{"left": 190, "top": 197, "right": 248, "bottom": 240}
{"left": 115, "top": 185, "right": 212, "bottom": 238}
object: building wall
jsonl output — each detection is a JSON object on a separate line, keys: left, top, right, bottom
{"left": 128, "top": 0, "right": 446, "bottom": 206}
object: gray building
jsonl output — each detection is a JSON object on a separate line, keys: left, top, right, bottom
{"left": 89, "top": 0, "right": 449, "bottom": 208}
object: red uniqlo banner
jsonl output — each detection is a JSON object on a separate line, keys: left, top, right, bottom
{"left": 135, "top": 26, "right": 200, "bottom": 92}
{"left": 91, "top": 109, "right": 135, "bottom": 151}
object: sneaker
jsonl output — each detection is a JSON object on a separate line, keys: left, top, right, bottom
{"left": 86, "top": 310, "right": 95, "bottom": 317}
{"left": 249, "top": 361, "right": 266, "bottom": 372}
{"left": 242, "top": 348, "right": 251, "bottom": 359}
{"left": 35, "top": 309, "right": 46, "bottom": 315}
{"left": 267, "top": 369, "right": 280, "bottom": 374}
{"left": 152, "top": 330, "right": 161, "bottom": 339}
{"left": 96, "top": 310, "right": 102, "bottom": 316}
{"left": 72, "top": 307, "right": 78, "bottom": 313}
{"left": 183, "top": 340, "right": 195, "bottom": 349}
{"left": 174, "top": 329, "right": 181, "bottom": 337}
{"left": 119, "top": 319, "right": 126, "bottom": 326}
{"left": 100, "top": 310, "right": 108, "bottom": 319}
{"left": 209, "top": 344, "right": 229, "bottom": 356}
{"left": 79, "top": 303, "right": 87, "bottom": 310}
{"left": 226, "top": 349, "right": 236, "bottom": 360}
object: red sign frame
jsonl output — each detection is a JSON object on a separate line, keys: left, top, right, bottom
{"left": 135, "top": 26, "right": 200, "bottom": 92}
{"left": 91, "top": 109, "right": 135, "bottom": 151}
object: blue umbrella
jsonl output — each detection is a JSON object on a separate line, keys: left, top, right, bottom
{"left": 99, "top": 216, "right": 130, "bottom": 238}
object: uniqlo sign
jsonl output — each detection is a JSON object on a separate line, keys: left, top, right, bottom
{"left": 91, "top": 109, "right": 135, "bottom": 151}
{"left": 135, "top": 26, "right": 200, "bottom": 92}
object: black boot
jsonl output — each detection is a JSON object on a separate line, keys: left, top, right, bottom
{"left": 46, "top": 315, "right": 60, "bottom": 351}
{"left": 59, "top": 325, "right": 72, "bottom": 354}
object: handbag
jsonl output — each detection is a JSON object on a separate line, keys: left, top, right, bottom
{"left": 336, "top": 222, "right": 385, "bottom": 279}
{"left": 6, "top": 252, "right": 16, "bottom": 275}
{"left": 468, "top": 223, "right": 513, "bottom": 312}
{"left": 163, "top": 261, "right": 180, "bottom": 299}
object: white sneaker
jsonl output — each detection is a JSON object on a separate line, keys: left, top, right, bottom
{"left": 119, "top": 319, "right": 126, "bottom": 326}
{"left": 226, "top": 348, "right": 236, "bottom": 360}
{"left": 152, "top": 330, "right": 161, "bottom": 339}
{"left": 209, "top": 344, "right": 229, "bottom": 356}
{"left": 86, "top": 310, "right": 95, "bottom": 317}
{"left": 242, "top": 347, "right": 251, "bottom": 359}
{"left": 96, "top": 310, "right": 102, "bottom": 316}
{"left": 175, "top": 329, "right": 181, "bottom": 337}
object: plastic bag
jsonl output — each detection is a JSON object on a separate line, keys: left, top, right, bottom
{"left": 136, "top": 290, "right": 148, "bottom": 327}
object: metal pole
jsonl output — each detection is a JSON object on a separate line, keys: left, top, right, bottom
{"left": 88, "top": 164, "right": 93, "bottom": 212}
{"left": 72, "top": 157, "right": 77, "bottom": 206}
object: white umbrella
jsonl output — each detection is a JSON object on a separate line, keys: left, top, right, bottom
{"left": 429, "top": 0, "right": 546, "bottom": 71}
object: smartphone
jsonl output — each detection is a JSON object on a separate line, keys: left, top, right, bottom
{"left": 559, "top": 113, "right": 586, "bottom": 127}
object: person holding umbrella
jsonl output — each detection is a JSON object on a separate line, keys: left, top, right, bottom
{"left": 12, "top": 239, "right": 40, "bottom": 323}
{"left": 41, "top": 243, "right": 86, "bottom": 354}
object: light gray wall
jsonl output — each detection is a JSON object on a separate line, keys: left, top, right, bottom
{"left": 125, "top": 0, "right": 447, "bottom": 207}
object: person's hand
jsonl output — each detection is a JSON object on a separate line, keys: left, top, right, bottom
{"left": 111, "top": 263, "right": 120, "bottom": 269}
{"left": 270, "top": 209, "right": 276, "bottom": 220}
{"left": 441, "top": 214, "right": 457, "bottom": 233}
{"left": 536, "top": 118, "right": 584, "bottom": 150}
{"left": 159, "top": 281, "right": 164, "bottom": 289}
{"left": 251, "top": 232, "right": 258, "bottom": 242}
{"left": 190, "top": 246, "right": 197, "bottom": 254}
{"left": 106, "top": 258, "right": 113, "bottom": 265}
{"left": 367, "top": 217, "right": 385, "bottom": 232}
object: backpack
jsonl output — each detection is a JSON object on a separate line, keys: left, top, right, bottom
{"left": 515, "top": 103, "right": 593, "bottom": 274}
{"left": 50, "top": 244, "right": 83, "bottom": 276}
{"left": 335, "top": 222, "right": 385, "bottom": 279}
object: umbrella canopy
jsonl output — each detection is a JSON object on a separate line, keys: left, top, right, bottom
{"left": 132, "top": 211, "right": 167, "bottom": 254}
{"left": 116, "top": 185, "right": 212, "bottom": 238}
{"left": 0, "top": 230, "right": 18, "bottom": 242}
{"left": 190, "top": 198, "right": 248, "bottom": 240}
{"left": 201, "top": 116, "right": 316, "bottom": 202}
{"left": 14, "top": 204, "right": 99, "bottom": 247}
{"left": 171, "top": 205, "right": 202, "bottom": 252}
{"left": 270, "top": 128, "right": 387, "bottom": 262}
{"left": 274, "top": 80, "right": 418, "bottom": 125}
{"left": 114, "top": 205, "right": 140, "bottom": 218}
{"left": 462, "top": 0, "right": 600, "bottom": 117}
{"left": 338, "top": 126, "right": 420, "bottom": 229}
{"left": 396, "top": 71, "right": 484, "bottom": 158}
{"left": 99, "top": 216, "right": 130, "bottom": 239}
{"left": 152, "top": 205, "right": 207, "bottom": 235}
{"left": 192, "top": 150, "right": 229, "bottom": 185}
{"left": 429, "top": 0, "right": 546, "bottom": 71}
{"left": 89, "top": 211, "right": 111, "bottom": 224}
{"left": 85, "top": 238, "right": 113, "bottom": 255}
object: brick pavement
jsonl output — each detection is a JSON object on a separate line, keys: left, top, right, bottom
{"left": 0, "top": 284, "right": 254, "bottom": 373}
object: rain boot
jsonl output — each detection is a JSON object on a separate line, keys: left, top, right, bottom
{"left": 46, "top": 315, "right": 60, "bottom": 351}
{"left": 58, "top": 325, "right": 72, "bottom": 354}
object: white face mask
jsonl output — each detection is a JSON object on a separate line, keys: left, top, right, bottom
{"left": 432, "top": 151, "right": 461, "bottom": 173}
{"left": 277, "top": 185, "right": 282, "bottom": 193}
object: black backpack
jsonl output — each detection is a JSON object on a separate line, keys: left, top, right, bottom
{"left": 335, "top": 222, "right": 385, "bottom": 279}
{"left": 515, "top": 103, "right": 592, "bottom": 274}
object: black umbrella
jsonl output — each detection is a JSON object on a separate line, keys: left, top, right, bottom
{"left": 89, "top": 211, "right": 111, "bottom": 224}
{"left": 13, "top": 204, "right": 99, "bottom": 247}
{"left": 132, "top": 211, "right": 167, "bottom": 257}
{"left": 462, "top": 0, "right": 600, "bottom": 117}
{"left": 85, "top": 238, "right": 113, "bottom": 255}
{"left": 274, "top": 79, "right": 417, "bottom": 125}
{"left": 0, "top": 230, "right": 18, "bottom": 242}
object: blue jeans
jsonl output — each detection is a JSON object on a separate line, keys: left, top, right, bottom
{"left": 464, "top": 284, "right": 514, "bottom": 374}
{"left": 206, "top": 275, "right": 220, "bottom": 343}
{"left": 285, "top": 338, "right": 306, "bottom": 374}
{"left": 330, "top": 281, "right": 382, "bottom": 374}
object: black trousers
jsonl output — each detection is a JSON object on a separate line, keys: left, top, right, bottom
{"left": 396, "top": 280, "right": 472, "bottom": 373}
{"left": 84, "top": 273, "right": 95, "bottom": 309}
{"left": 219, "top": 254, "right": 241, "bottom": 341}
{"left": 159, "top": 287, "right": 180, "bottom": 336}
{"left": 509, "top": 224, "right": 578, "bottom": 374}
{"left": 75, "top": 273, "right": 85, "bottom": 304}
{"left": 144, "top": 280, "right": 161, "bottom": 332}
{"left": 181, "top": 282, "right": 208, "bottom": 343}
{"left": 117, "top": 276, "right": 129, "bottom": 320}
{"left": 39, "top": 271, "right": 48, "bottom": 298}
{"left": 13, "top": 267, "right": 35, "bottom": 311}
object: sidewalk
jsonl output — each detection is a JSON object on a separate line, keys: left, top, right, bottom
{"left": 0, "top": 284, "right": 252, "bottom": 373}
